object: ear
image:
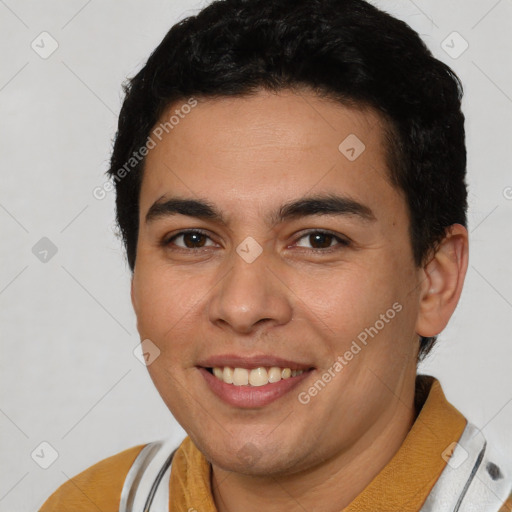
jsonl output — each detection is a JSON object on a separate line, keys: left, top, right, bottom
{"left": 415, "top": 224, "right": 469, "bottom": 337}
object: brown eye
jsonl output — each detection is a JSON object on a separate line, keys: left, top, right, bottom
{"left": 308, "top": 232, "right": 334, "bottom": 249}
{"left": 165, "top": 230, "right": 215, "bottom": 249}
{"left": 295, "top": 230, "right": 350, "bottom": 251}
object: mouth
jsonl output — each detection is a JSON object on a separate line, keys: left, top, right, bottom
{"left": 204, "top": 365, "right": 314, "bottom": 386}
{"left": 197, "top": 361, "right": 315, "bottom": 408}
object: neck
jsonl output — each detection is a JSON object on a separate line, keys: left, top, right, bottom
{"left": 211, "top": 387, "right": 417, "bottom": 512}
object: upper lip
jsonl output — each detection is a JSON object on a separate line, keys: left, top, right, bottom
{"left": 197, "top": 354, "right": 314, "bottom": 370}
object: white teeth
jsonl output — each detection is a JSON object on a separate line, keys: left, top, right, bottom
{"left": 223, "top": 366, "right": 234, "bottom": 384}
{"left": 211, "top": 366, "right": 305, "bottom": 386}
{"left": 249, "top": 367, "right": 268, "bottom": 386}
{"left": 268, "top": 367, "right": 282, "bottom": 383}
{"left": 233, "top": 367, "right": 249, "bottom": 385}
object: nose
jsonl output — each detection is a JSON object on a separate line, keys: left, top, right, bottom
{"left": 207, "top": 246, "right": 293, "bottom": 335}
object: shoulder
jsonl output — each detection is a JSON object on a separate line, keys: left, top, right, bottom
{"left": 39, "top": 443, "right": 146, "bottom": 512}
{"left": 500, "top": 492, "right": 512, "bottom": 512}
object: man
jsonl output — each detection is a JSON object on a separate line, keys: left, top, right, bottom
{"left": 40, "top": 0, "right": 511, "bottom": 510}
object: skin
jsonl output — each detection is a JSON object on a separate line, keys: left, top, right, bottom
{"left": 131, "top": 88, "right": 468, "bottom": 512}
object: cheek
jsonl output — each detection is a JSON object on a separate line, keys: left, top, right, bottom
{"left": 302, "top": 265, "right": 395, "bottom": 334}
{"left": 307, "top": 257, "right": 416, "bottom": 361}
{"left": 133, "top": 266, "right": 200, "bottom": 343}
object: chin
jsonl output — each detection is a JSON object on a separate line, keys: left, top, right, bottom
{"left": 213, "top": 453, "right": 295, "bottom": 477}
{"left": 200, "top": 436, "right": 309, "bottom": 477}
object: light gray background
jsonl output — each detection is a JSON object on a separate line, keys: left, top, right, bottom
{"left": 1, "top": 1, "right": 511, "bottom": 511}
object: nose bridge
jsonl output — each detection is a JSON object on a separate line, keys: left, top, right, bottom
{"left": 208, "top": 243, "right": 292, "bottom": 333}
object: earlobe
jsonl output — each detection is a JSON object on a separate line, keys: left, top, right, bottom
{"left": 415, "top": 224, "right": 469, "bottom": 337}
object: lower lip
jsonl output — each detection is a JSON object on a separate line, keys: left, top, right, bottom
{"left": 198, "top": 367, "right": 313, "bottom": 408}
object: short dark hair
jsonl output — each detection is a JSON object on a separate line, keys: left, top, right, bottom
{"left": 107, "top": 0, "right": 468, "bottom": 362}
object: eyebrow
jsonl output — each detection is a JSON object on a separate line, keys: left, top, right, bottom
{"left": 145, "top": 193, "right": 376, "bottom": 226}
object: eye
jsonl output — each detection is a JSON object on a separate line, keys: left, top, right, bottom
{"left": 161, "top": 229, "right": 350, "bottom": 253}
{"left": 293, "top": 230, "right": 350, "bottom": 251}
{"left": 163, "top": 229, "right": 217, "bottom": 249}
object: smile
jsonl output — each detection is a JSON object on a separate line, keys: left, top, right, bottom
{"left": 208, "top": 366, "right": 305, "bottom": 386}
{"left": 199, "top": 366, "right": 314, "bottom": 408}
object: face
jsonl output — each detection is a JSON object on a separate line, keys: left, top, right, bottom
{"left": 131, "top": 88, "right": 423, "bottom": 476}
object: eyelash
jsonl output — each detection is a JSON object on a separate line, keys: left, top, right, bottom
{"left": 161, "top": 229, "right": 351, "bottom": 253}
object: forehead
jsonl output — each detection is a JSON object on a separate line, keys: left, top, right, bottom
{"left": 139, "top": 89, "right": 404, "bottom": 227}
